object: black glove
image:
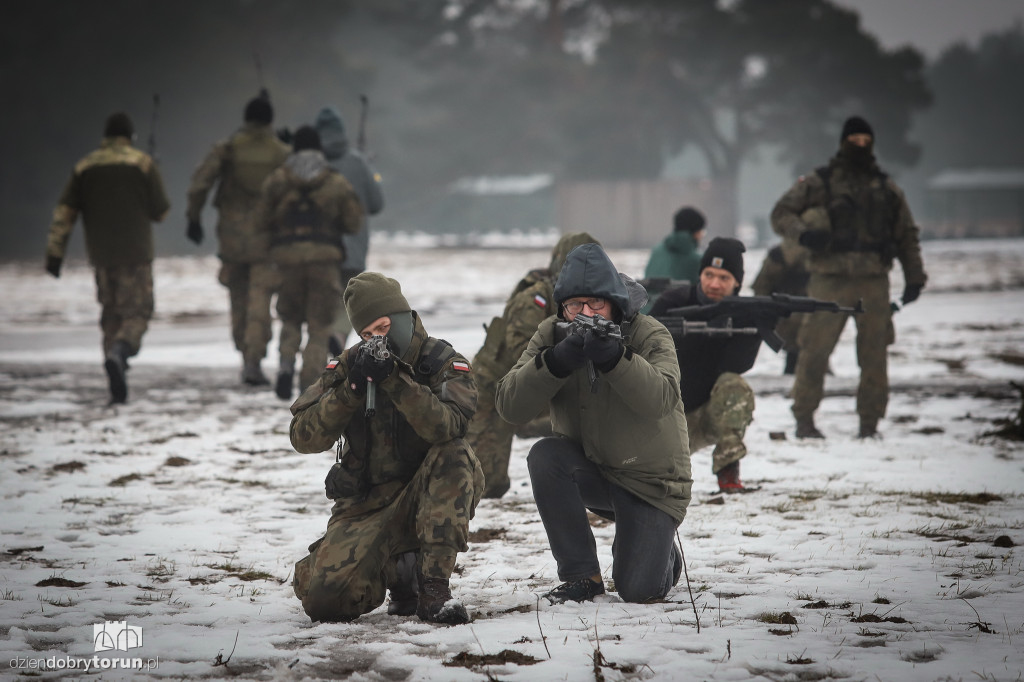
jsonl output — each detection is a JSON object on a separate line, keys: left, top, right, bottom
{"left": 186, "top": 220, "right": 204, "bottom": 245}
{"left": 545, "top": 333, "right": 587, "bottom": 378}
{"left": 45, "top": 255, "right": 62, "bottom": 278}
{"left": 901, "top": 283, "right": 922, "bottom": 305}
{"left": 583, "top": 330, "right": 623, "bottom": 372}
{"left": 350, "top": 345, "right": 396, "bottom": 392}
{"left": 798, "top": 229, "right": 831, "bottom": 251}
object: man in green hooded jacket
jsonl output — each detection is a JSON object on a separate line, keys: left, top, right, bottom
{"left": 466, "top": 231, "right": 599, "bottom": 499}
{"left": 496, "top": 243, "right": 691, "bottom": 604}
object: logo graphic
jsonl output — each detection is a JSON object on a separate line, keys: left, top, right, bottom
{"left": 93, "top": 621, "right": 143, "bottom": 652}
{"left": 711, "top": 256, "right": 724, "bottom": 268}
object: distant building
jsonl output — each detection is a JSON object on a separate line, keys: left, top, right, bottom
{"left": 923, "top": 168, "right": 1024, "bottom": 239}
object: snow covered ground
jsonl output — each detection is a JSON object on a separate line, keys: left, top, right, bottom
{"left": 1, "top": 237, "right": 1023, "bottom": 681}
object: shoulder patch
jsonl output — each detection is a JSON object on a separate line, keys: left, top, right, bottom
{"left": 533, "top": 294, "right": 547, "bottom": 308}
{"left": 325, "top": 358, "right": 340, "bottom": 370}
{"left": 451, "top": 361, "right": 471, "bottom": 372}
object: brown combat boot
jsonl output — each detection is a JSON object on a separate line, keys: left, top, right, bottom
{"left": 795, "top": 416, "right": 825, "bottom": 439}
{"left": 416, "top": 572, "right": 469, "bottom": 625}
{"left": 386, "top": 552, "right": 419, "bottom": 616}
{"left": 716, "top": 461, "right": 746, "bottom": 493}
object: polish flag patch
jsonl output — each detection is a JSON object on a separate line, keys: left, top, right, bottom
{"left": 325, "top": 358, "right": 340, "bottom": 370}
{"left": 451, "top": 361, "right": 471, "bottom": 372}
{"left": 533, "top": 294, "right": 547, "bottom": 308}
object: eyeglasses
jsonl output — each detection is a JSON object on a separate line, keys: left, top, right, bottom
{"left": 562, "top": 298, "right": 608, "bottom": 315}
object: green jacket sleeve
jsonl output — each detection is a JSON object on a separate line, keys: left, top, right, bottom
{"left": 597, "top": 318, "right": 681, "bottom": 418}
{"left": 289, "top": 352, "right": 363, "bottom": 453}
{"left": 186, "top": 141, "right": 227, "bottom": 222}
{"left": 495, "top": 321, "right": 567, "bottom": 425}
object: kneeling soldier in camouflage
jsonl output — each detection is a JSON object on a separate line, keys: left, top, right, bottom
{"left": 289, "top": 273, "right": 483, "bottom": 624}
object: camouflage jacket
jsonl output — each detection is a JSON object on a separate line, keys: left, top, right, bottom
{"left": 47, "top": 137, "right": 170, "bottom": 267}
{"left": 253, "top": 150, "right": 363, "bottom": 266}
{"left": 289, "top": 313, "right": 477, "bottom": 514}
{"left": 472, "top": 268, "right": 555, "bottom": 384}
{"left": 186, "top": 123, "right": 290, "bottom": 263}
{"left": 770, "top": 154, "right": 927, "bottom": 285}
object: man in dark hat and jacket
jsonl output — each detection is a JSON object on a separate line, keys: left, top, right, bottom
{"left": 650, "top": 237, "right": 761, "bottom": 493}
{"left": 186, "top": 94, "right": 291, "bottom": 386}
{"left": 45, "top": 111, "right": 170, "bottom": 404}
{"left": 771, "top": 115, "right": 927, "bottom": 439}
{"left": 496, "top": 243, "right": 691, "bottom": 605}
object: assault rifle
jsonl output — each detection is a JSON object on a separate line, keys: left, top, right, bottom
{"left": 556, "top": 313, "right": 622, "bottom": 393}
{"left": 663, "top": 293, "right": 863, "bottom": 352}
{"left": 655, "top": 317, "right": 761, "bottom": 343}
{"left": 360, "top": 334, "right": 390, "bottom": 418}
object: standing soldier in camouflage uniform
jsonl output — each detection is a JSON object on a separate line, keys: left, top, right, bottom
{"left": 467, "top": 232, "right": 599, "bottom": 499}
{"left": 250, "top": 126, "right": 363, "bottom": 400}
{"left": 186, "top": 94, "right": 291, "bottom": 385}
{"left": 290, "top": 272, "right": 483, "bottom": 624}
{"left": 771, "top": 116, "right": 927, "bottom": 439}
{"left": 313, "top": 106, "right": 385, "bottom": 355}
{"left": 751, "top": 238, "right": 811, "bottom": 375}
{"left": 649, "top": 238, "right": 760, "bottom": 493}
{"left": 45, "top": 112, "right": 170, "bottom": 404}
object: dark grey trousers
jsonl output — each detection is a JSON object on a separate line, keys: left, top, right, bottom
{"left": 527, "top": 437, "right": 681, "bottom": 603}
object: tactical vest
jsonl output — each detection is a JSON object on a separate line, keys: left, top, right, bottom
{"left": 326, "top": 337, "right": 458, "bottom": 499}
{"left": 816, "top": 165, "right": 899, "bottom": 259}
{"left": 226, "top": 131, "right": 287, "bottom": 196}
{"left": 271, "top": 183, "right": 342, "bottom": 248}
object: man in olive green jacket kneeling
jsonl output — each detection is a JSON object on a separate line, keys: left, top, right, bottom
{"left": 496, "top": 243, "right": 692, "bottom": 604}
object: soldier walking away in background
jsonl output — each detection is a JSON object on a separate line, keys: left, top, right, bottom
{"left": 751, "top": 239, "right": 812, "bottom": 375}
{"left": 185, "top": 93, "right": 291, "bottom": 386}
{"left": 467, "top": 231, "right": 599, "bottom": 499}
{"left": 495, "top": 244, "right": 691, "bottom": 604}
{"left": 289, "top": 273, "right": 483, "bottom": 624}
{"left": 642, "top": 206, "right": 707, "bottom": 313}
{"left": 313, "top": 106, "right": 384, "bottom": 356}
{"left": 650, "top": 238, "right": 760, "bottom": 493}
{"left": 250, "top": 126, "right": 363, "bottom": 400}
{"left": 45, "top": 112, "right": 170, "bottom": 404}
{"left": 771, "top": 115, "right": 927, "bottom": 439}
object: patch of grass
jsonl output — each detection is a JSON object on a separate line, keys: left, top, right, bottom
{"left": 216, "top": 477, "right": 272, "bottom": 488}
{"left": 50, "top": 461, "right": 86, "bottom": 474}
{"left": 741, "top": 530, "right": 762, "bottom": 538}
{"left": 234, "top": 570, "right": 274, "bottom": 582}
{"left": 469, "top": 528, "right": 508, "bottom": 543}
{"left": 163, "top": 456, "right": 191, "bottom": 467}
{"left": 912, "top": 491, "right": 1003, "bottom": 505}
{"left": 851, "top": 613, "right": 909, "bottom": 624}
{"left": 786, "top": 651, "right": 814, "bottom": 665}
{"left": 35, "top": 576, "right": 86, "bottom": 588}
{"left": 755, "top": 611, "right": 797, "bottom": 625}
{"left": 1, "top": 589, "right": 21, "bottom": 600}
{"left": 789, "top": 490, "right": 825, "bottom": 503}
{"left": 444, "top": 650, "right": 541, "bottom": 668}
{"left": 61, "top": 496, "right": 113, "bottom": 508}
{"left": 761, "top": 501, "right": 798, "bottom": 514}
{"left": 105, "top": 581, "right": 126, "bottom": 588}
{"left": 109, "top": 473, "right": 143, "bottom": 487}
{"left": 147, "top": 432, "right": 200, "bottom": 445}
{"left": 872, "top": 596, "right": 891, "bottom": 604}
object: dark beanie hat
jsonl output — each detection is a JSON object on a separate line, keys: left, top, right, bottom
{"left": 292, "top": 125, "right": 322, "bottom": 152}
{"left": 244, "top": 96, "right": 274, "bottom": 125}
{"left": 700, "top": 237, "right": 746, "bottom": 286}
{"left": 840, "top": 116, "right": 873, "bottom": 142}
{"left": 673, "top": 206, "right": 706, "bottom": 234}
{"left": 104, "top": 112, "right": 134, "bottom": 138}
{"left": 344, "top": 272, "right": 412, "bottom": 333}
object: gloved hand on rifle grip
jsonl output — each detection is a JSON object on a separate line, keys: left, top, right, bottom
{"left": 583, "top": 330, "right": 622, "bottom": 372}
{"left": 798, "top": 229, "right": 831, "bottom": 251}
{"left": 545, "top": 333, "right": 587, "bottom": 378}
{"left": 45, "top": 255, "right": 62, "bottom": 278}
{"left": 901, "top": 283, "right": 922, "bottom": 305}
{"left": 186, "top": 220, "right": 204, "bottom": 245}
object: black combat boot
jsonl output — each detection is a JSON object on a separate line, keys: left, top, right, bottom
{"left": 386, "top": 552, "right": 419, "bottom": 617}
{"left": 795, "top": 416, "right": 825, "bottom": 439}
{"left": 275, "top": 370, "right": 293, "bottom": 401}
{"left": 416, "top": 572, "right": 469, "bottom": 625}
{"left": 242, "top": 360, "right": 269, "bottom": 386}
{"left": 858, "top": 418, "right": 880, "bottom": 439}
{"left": 543, "top": 577, "right": 605, "bottom": 605}
{"left": 104, "top": 341, "right": 132, "bottom": 404}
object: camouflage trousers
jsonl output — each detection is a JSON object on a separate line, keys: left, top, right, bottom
{"left": 95, "top": 264, "right": 153, "bottom": 357}
{"left": 466, "top": 372, "right": 550, "bottom": 498}
{"left": 219, "top": 260, "right": 273, "bottom": 359}
{"left": 330, "top": 267, "right": 363, "bottom": 344}
{"left": 293, "top": 438, "right": 484, "bottom": 623}
{"left": 792, "top": 274, "right": 893, "bottom": 424}
{"left": 685, "top": 372, "right": 755, "bottom": 474}
{"left": 275, "top": 262, "right": 342, "bottom": 390}
{"left": 242, "top": 263, "right": 282, "bottom": 367}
